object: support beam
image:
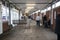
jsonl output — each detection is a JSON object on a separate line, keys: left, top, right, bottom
{"left": 9, "top": 3, "right": 11, "bottom": 25}
{"left": 50, "top": 1, "right": 54, "bottom": 31}
{"left": 2, "top": 0, "right": 19, "bottom": 10}
{"left": 42, "top": 0, "right": 57, "bottom": 10}
{"left": 19, "top": 10, "right": 20, "bottom": 22}
{"left": 51, "top": 0, "right": 59, "bottom": 4}
{"left": 10, "top": 3, "right": 51, "bottom": 4}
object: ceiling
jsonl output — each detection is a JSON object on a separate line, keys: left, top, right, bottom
{"left": 9, "top": 0, "right": 52, "bottom": 14}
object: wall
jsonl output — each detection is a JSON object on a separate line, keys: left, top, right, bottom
{"left": 53, "top": 6, "right": 60, "bottom": 30}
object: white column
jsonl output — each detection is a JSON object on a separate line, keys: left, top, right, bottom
{"left": 51, "top": 9, "right": 53, "bottom": 24}
{"left": 0, "top": 2, "right": 3, "bottom": 34}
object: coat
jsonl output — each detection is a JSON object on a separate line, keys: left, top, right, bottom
{"left": 43, "top": 15, "right": 47, "bottom": 24}
{"left": 55, "top": 14, "right": 60, "bottom": 34}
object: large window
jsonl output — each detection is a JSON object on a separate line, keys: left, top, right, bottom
{"left": 11, "top": 8, "right": 19, "bottom": 24}
{"left": 2, "top": 5, "right": 9, "bottom": 22}
{"left": 11, "top": 8, "right": 19, "bottom": 20}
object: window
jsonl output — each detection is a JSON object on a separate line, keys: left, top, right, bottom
{"left": 2, "top": 5, "right": 7, "bottom": 21}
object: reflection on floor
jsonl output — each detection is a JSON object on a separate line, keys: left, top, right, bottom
{"left": 0, "top": 20, "right": 57, "bottom": 40}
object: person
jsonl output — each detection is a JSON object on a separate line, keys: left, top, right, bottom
{"left": 27, "top": 16, "right": 31, "bottom": 28}
{"left": 25, "top": 13, "right": 31, "bottom": 28}
{"left": 36, "top": 12, "right": 40, "bottom": 27}
{"left": 43, "top": 15, "right": 48, "bottom": 28}
{"left": 21, "top": 14, "right": 25, "bottom": 20}
{"left": 47, "top": 19, "right": 51, "bottom": 28}
{"left": 55, "top": 13, "right": 60, "bottom": 40}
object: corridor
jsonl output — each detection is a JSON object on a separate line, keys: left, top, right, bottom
{"left": 0, "top": 0, "right": 60, "bottom": 40}
{"left": 0, "top": 21, "right": 57, "bottom": 40}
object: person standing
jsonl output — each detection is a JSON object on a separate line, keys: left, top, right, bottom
{"left": 27, "top": 16, "right": 31, "bottom": 28}
{"left": 43, "top": 15, "right": 48, "bottom": 28}
{"left": 25, "top": 13, "right": 31, "bottom": 28}
{"left": 55, "top": 13, "right": 60, "bottom": 40}
{"left": 36, "top": 12, "right": 40, "bottom": 27}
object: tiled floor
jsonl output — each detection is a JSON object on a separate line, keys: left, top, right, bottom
{"left": 0, "top": 20, "right": 57, "bottom": 40}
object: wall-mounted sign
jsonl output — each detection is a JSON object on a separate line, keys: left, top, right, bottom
{"left": 2, "top": 16, "right": 6, "bottom": 21}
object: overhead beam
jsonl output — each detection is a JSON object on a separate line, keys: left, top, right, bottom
{"left": 50, "top": 0, "right": 57, "bottom": 4}
{"left": 10, "top": 2, "right": 51, "bottom": 4}
{"left": 42, "top": 0, "right": 58, "bottom": 10}
{"left": 2, "top": 0, "right": 20, "bottom": 10}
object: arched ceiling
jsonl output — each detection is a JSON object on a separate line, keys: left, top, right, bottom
{"left": 9, "top": 0, "right": 52, "bottom": 14}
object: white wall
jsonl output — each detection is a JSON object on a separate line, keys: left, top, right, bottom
{"left": 51, "top": 10, "right": 53, "bottom": 24}
{"left": 0, "top": 2, "right": 3, "bottom": 34}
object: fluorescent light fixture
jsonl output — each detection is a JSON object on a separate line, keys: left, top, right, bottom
{"left": 25, "top": 4, "right": 35, "bottom": 13}
{"left": 47, "top": 7, "right": 51, "bottom": 11}
{"left": 52, "top": 3, "right": 56, "bottom": 9}
{"left": 41, "top": 9, "right": 47, "bottom": 13}
{"left": 35, "top": 10, "right": 40, "bottom": 13}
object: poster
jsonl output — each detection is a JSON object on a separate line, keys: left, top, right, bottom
{"left": 2, "top": 16, "right": 6, "bottom": 21}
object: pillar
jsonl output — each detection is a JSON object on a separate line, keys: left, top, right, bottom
{"left": 0, "top": 2, "right": 3, "bottom": 34}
